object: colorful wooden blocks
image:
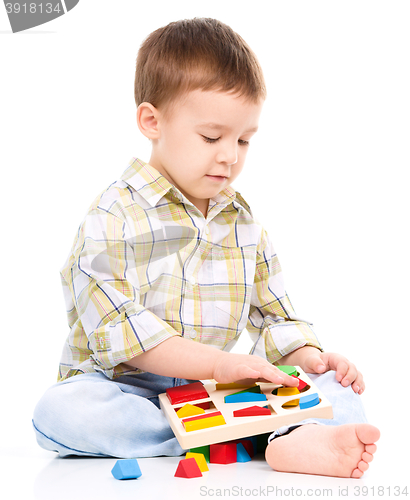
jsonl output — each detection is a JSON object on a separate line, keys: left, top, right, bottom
{"left": 111, "top": 459, "right": 142, "bottom": 480}
{"left": 186, "top": 452, "right": 209, "bottom": 472}
{"left": 190, "top": 445, "right": 210, "bottom": 462}
{"left": 299, "top": 393, "right": 320, "bottom": 409}
{"left": 174, "top": 457, "right": 202, "bottom": 478}
{"left": 233, "top": 405, "right": 271, "bottom": 417}
{"left": 166, "top": 382, "right": 208, "bottom": 405}
{"left": 182, "top": 411, "right": 226, "bottom": 432}
{"left": 277, "top": 387, "right": 300, "bottom": 397}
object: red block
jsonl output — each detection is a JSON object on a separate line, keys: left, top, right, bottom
{"left": 291, "top": 375, "right": 308, "bottom": 391}
{"left": 166, "top": 382, "right": 209, "bottom": 405}
{"left": 174, "top": 457, "right": 203, "bottom": 478}
{"left": 210, "top": 442, "right": 237, "bottom": 464}
{"left": 233, "top": 405, "right": 271, "bottom": 417}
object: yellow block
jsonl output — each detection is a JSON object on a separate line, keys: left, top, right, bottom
{"left": 176, "top": 404, "right": 205, "bottom": 419}
{"left": 186, "top": 452, "right": 209, "bottom": 472}
{"left": 183, "top": 414, "right": 226, "bottom": 432}
{"left": 277, "top": 387, "right": 300, "bottom": 397}
{"left": 283, "top": 398, "right": 299, "bottom": 407}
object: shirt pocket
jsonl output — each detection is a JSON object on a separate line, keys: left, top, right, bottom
{"left": 211, "top": 244, "right": 257, "bottom": 340}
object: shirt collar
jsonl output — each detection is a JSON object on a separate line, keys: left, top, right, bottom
{"left": 121, "top": 157, "right": 252, "bottom": 216}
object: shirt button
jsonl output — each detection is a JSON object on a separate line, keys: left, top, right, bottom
{"left": 189, "top": 276, "right": 196, "bottom": 286}
{"left": 189, "top": 329, "right": 197, "bottom": 339}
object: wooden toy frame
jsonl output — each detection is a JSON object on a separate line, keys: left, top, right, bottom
{"left": 159, "top": 366, "right": 333, "bottom": 449}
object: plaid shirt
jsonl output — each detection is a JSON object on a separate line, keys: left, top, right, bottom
{"left": 58, "top": 158, "right": 322, "bottom": 381}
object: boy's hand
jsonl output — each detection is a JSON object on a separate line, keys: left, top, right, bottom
{"left": 213, "top": 353, "right": 299, "bottom": 387}
{"left": 302, "top": 351, "right": 365, "bottom": 394}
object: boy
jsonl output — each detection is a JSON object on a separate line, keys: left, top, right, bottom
{"left": 33, "top": 18, "right": 379, "bottom": 477}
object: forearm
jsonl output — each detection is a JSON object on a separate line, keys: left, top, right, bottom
{"left": 123, "top": 336, "right": 227, "bottom": 380}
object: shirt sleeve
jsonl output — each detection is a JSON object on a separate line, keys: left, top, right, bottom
{"left": 246, "top": 226, "right": 323, "bottom": 364}
{"left": 60, "top": 205, "right": 181, "bottom": 380}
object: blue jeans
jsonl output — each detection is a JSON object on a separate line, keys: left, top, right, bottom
{"left": 32, "top": 370, "right": 368, "bottom": 458}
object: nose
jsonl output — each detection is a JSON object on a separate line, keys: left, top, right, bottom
{"left": 216, "top": 141, "right": 238, "bottom": 166}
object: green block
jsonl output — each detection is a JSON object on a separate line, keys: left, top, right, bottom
{"left": 189, "top": 445, "right": 210, "bottom": 462}
{"left": 229, "top": 385, "right": 262, "bottom": 396}
{"left": 277, "top": 365, "right": 298, "bottom": 376}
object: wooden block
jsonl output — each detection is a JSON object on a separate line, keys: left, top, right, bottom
{"left": 210, "top": 442, "right": 237, "bottom": 464}
{"left": 186, "top": 452, "right": 209, "bottom": 472}
{"left": 215, "top": 382, "right": 257, "bottom": 390}
{"left": 277, "top": 365, "right": 298, "bottom": 376}
{"left": 277, "top": 387, "right": 300, "bottom": 397}
{"left": 111, "top": 459, "right": 142, "bottom": 480}
{"left": 236, "top": 438, "right": 255, "bottom": 457}
{"left": 174, "top": 457, "right": 202, "bottom": 478}
{"left": 299, "top": 393, "right": 320, "bottom": 409}
{"left": 190, "top": 445, "right": 210, "bottom": 462}
{"left": 182, "top": 411, "right": 226, "bottom": 432}
{"left": 176, "top": 404, "right": 205, "bottom": 419}
{"left": 283, "top": 399, "right": 299, "bottom": 408}
{"left": 291, "top": 375, "right": 308, "bottom": 391}
{"left": 166, "top": 382, "right": 208, "bottom": 405}
{"left": 229, "top": 385, "right": 262, "bottom": 396}
{"left": 236, "top": 443, "right": 251, "bottom": 462}
{"left": 233, "top": 405, "right": 271, "bottom": 417}
{"left": 224, "top": 392, "right": 267, "bottom": 404}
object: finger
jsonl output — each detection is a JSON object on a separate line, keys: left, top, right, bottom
{"left": 260, "top": 366, "right": 299, "bottom": 386}
{"left": 340, "top": 363, "right": 359, "bottom": 388}
{"left": 352, "top": 371, "right": 365, "bottom": 394}
{"left": 304, "top": 354, "right": 327, "bottom": 374}
{"left": 335, "top": 361, "right": 350, "bottom": 384}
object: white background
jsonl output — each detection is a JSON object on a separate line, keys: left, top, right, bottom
{"left": 0, "top": 1, "right": 409, "bottom": 498}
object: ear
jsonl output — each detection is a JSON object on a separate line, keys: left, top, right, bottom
{"left": 136, "top": 102, "right": 161, "bottom": 139}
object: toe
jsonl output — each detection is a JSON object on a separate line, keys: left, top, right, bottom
{"left": 362, "top": 452, "right": 373, "bottom": 463}
{"left": 351, "top": 468, "right": 364, "bottom": 478}
{"left": 365, "top": 443, "right": 377, "bottom": 454}
{"left": 358, "top": 460, "right": 369, "bottom": 472}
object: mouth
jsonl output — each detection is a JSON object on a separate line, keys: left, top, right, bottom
{"left": 206, "top": 175, "right": 228, "bottom": 181}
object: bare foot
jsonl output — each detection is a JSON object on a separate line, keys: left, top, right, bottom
{"left": 265, "top": 423, "right": 380, "bottom": 478}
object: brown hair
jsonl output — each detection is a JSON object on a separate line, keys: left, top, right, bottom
{"left": 134, "top": 18, "right": 266, "bottom": 114}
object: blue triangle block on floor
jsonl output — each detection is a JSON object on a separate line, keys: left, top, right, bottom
{"left": 236, "top": 443, "right": 251, "bottom": 462}
{"left": 111, "top": 459, "right": 142, "bottom": 480}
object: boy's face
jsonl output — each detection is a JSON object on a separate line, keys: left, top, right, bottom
{"left": 148, "top": 90, "right": 264, "bottom": 217}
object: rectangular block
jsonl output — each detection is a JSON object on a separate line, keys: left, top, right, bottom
{"left": 166, "top": 382, "right": 208, "bottom": 405}
{"left": 182, "top": 411, "right": 226, "bottom": 432}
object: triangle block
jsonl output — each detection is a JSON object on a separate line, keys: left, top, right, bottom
{"left": 111, "top": 459, "right": 142, "bottom": 480}
{"left": 174, "top": 457, "right": 202, "bottom": 478}
{"left": 236, "top": 443, "right": 252, "bottom": 462}
{"left": 233, "top": 405, "right": 271, "bottom": 417}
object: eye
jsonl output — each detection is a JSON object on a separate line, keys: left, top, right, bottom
{"left": 238, "top": 139, "right": 250, "bottom": 146}
{"left": 202, "top": 135, "right": 220, "bottom": 144}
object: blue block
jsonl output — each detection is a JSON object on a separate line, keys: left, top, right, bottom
{"left": 299, "top": 393, "right": 320, "bottom": 409}
{"left": 111, "top": 459, "right": 142, "bottom": 480}
{"left": 236, "top": 443, "right": 251, "bottom": 462}
{"left": 224, "top": 392, "right": 267, "bottom": 404}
